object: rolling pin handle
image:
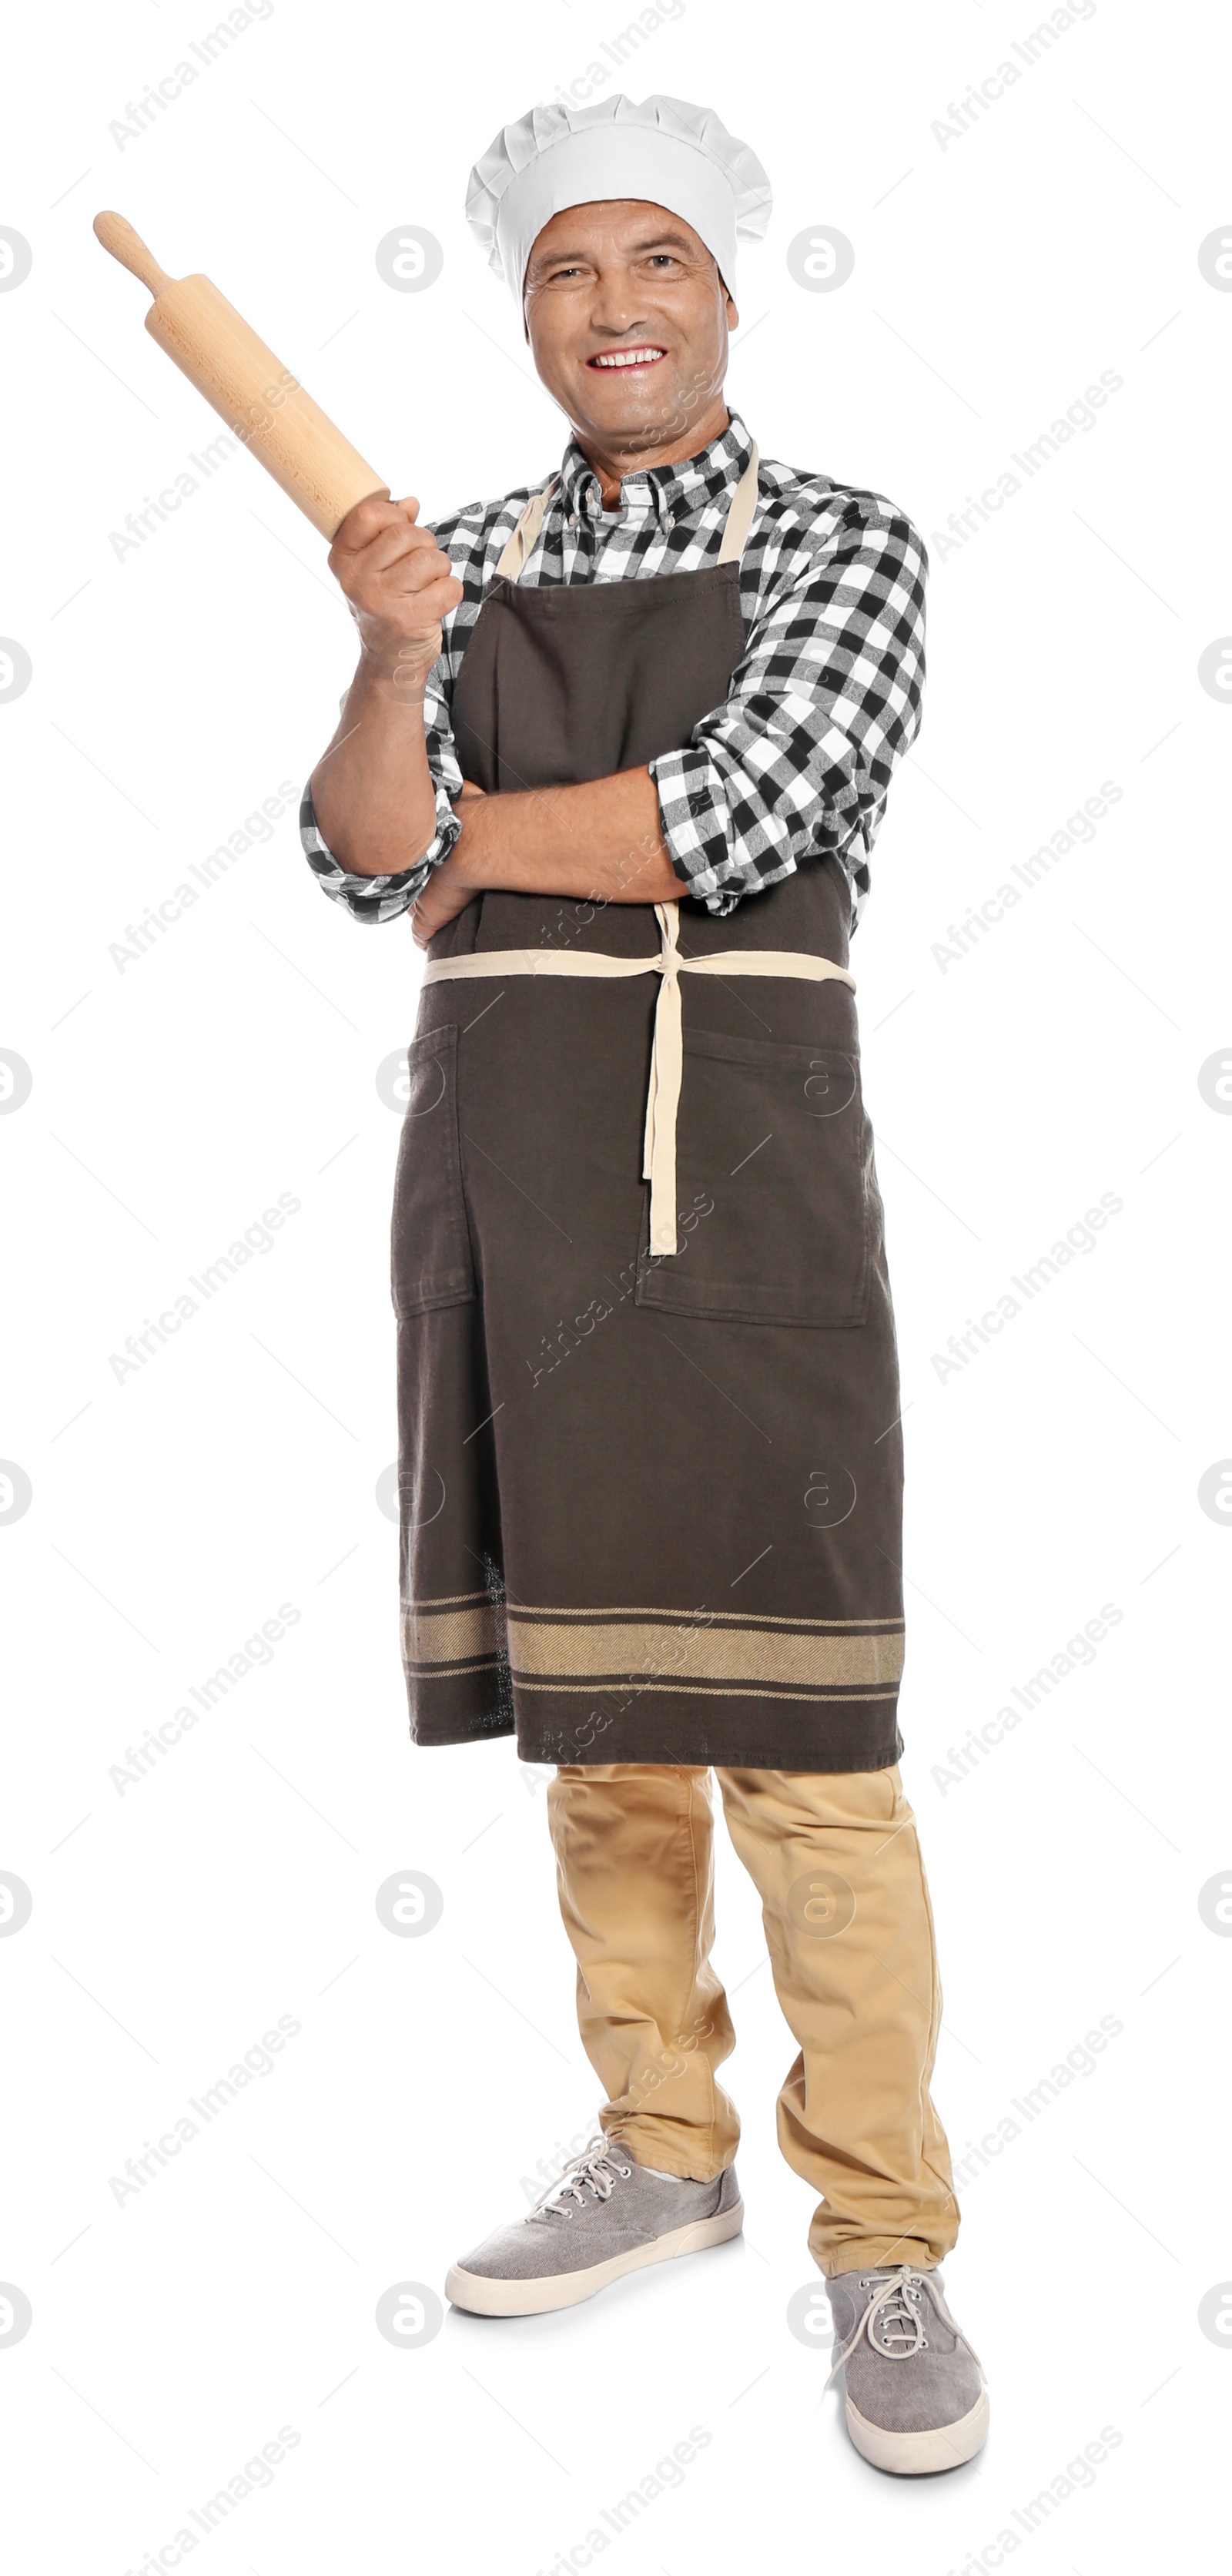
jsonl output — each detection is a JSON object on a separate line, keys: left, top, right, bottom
{"left": 93, "top": 212, "right": 176, "bottom": 300}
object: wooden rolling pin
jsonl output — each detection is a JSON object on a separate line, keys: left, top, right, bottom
{"left": 93, "top": 212, "right": 389, "bottom": 538}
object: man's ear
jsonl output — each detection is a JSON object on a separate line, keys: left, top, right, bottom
{"left": 725, "top": 296, "right": 740, "bottom": 330}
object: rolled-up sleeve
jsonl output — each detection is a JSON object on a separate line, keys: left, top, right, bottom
{"left": 651, "top": 498, "right": 928, "bottom": 921}
{"left": 299, "top": 660, "right": 464, "bottom": 926}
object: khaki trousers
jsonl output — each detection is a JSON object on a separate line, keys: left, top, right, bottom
{"left": 547, "top": 1763, "right": 959, "bottom": 2276}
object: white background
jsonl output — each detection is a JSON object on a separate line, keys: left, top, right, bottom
{"left": 2, "top": 0, "right": 1229, "bottom": 2568}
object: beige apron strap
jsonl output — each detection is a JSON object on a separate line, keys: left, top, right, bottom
{"left": 642, "top": 906, "right": 685, "bottom": 1252}
{"left": 683, "top": 948, "right": 854, "bottom": 987}
{"left": 494, "top": 478, "right": 560, "bottom": 582}
{"left": 716, "top": 442, "right": 760, "bottom": 565}
{"left": 421, "top": 947, "right": 658, "bottom": 983}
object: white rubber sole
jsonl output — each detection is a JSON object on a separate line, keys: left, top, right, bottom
{"left": 444, "top": 2199, "right": 745, "bottom": 2318}
{"left": 845, "top": 2384, "right": 989, "bottom": 2476}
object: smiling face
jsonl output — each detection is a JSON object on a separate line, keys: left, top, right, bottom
{"left": 523, "top": 199, "right": 738, "bottom": 476}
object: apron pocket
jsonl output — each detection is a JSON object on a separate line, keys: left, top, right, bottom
{"left": 390, "top": 1025, "right": 477, "bottom": 1316}
{"left": 634, "top": 1030, "right": 871, "bottom": 1327}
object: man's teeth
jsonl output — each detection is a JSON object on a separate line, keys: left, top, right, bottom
{"left": 591, "top": 348, "right": 665, "bottom": 367}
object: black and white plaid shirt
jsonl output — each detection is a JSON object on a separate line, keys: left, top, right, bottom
{"left": 300, "top": 409, "right": 927, "bottom": 928}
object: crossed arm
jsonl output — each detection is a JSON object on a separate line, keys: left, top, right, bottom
{"left": 410, "top": 768, "right": 680, "bottom": 943}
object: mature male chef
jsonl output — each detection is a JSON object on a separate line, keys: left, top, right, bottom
{"left": 303, "top": 95, "right": 987, "bottom": 2474}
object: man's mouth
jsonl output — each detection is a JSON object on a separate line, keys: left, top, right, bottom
{"left": 586, "top": 345, "right": 667, "bottom": 370}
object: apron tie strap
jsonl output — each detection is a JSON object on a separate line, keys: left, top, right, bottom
{"left": 643, "top": 904, "right": 685, "bottom": 1253}
{"left": 422, "top": 923, "right": 855, "bottom": 1255}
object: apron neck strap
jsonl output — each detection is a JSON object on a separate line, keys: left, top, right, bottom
{"left": 494, "top": 439, "right": 761, "bottom": 585}
{"left": 716, "top": 442, "right": 761, "bottom": 565}
{"left": 494, "top": 477, "right": 559, "bottom": 581}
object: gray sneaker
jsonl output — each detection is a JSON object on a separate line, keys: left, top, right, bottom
{"left": 445, "top": 2132, "right": 743, "bottom": 2317}
{"left": 825, "top": 2264, "right": 989, "bottom": 2474}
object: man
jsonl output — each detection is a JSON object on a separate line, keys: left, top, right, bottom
{"left": 303, "top": 92, "right": 987, "bottom": 2475}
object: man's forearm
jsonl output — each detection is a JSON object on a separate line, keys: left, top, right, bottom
{"left": 451, "top": 767, "right": 681, "bottom": 904}
{"left": 308, "top": 658, "right": 440, "bottom": 876}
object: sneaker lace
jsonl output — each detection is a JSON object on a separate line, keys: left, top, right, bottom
{"left": 824, "top": 2266, "right": 982, "bottom": 2393}
{"left": 529, "top": 2134, "right": 633, "bottom": 2223}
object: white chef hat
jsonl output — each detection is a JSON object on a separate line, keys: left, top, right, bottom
{"left": 466, "top": 93, "right": 772, "bottom": 317}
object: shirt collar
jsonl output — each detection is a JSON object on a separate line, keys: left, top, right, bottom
{"left": 557, "top": 410, "right": 753, "bottom": 530}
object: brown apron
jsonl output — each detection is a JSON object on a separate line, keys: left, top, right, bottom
{"left": 393, "top": 448, "right": 906, "bottom": 1770}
